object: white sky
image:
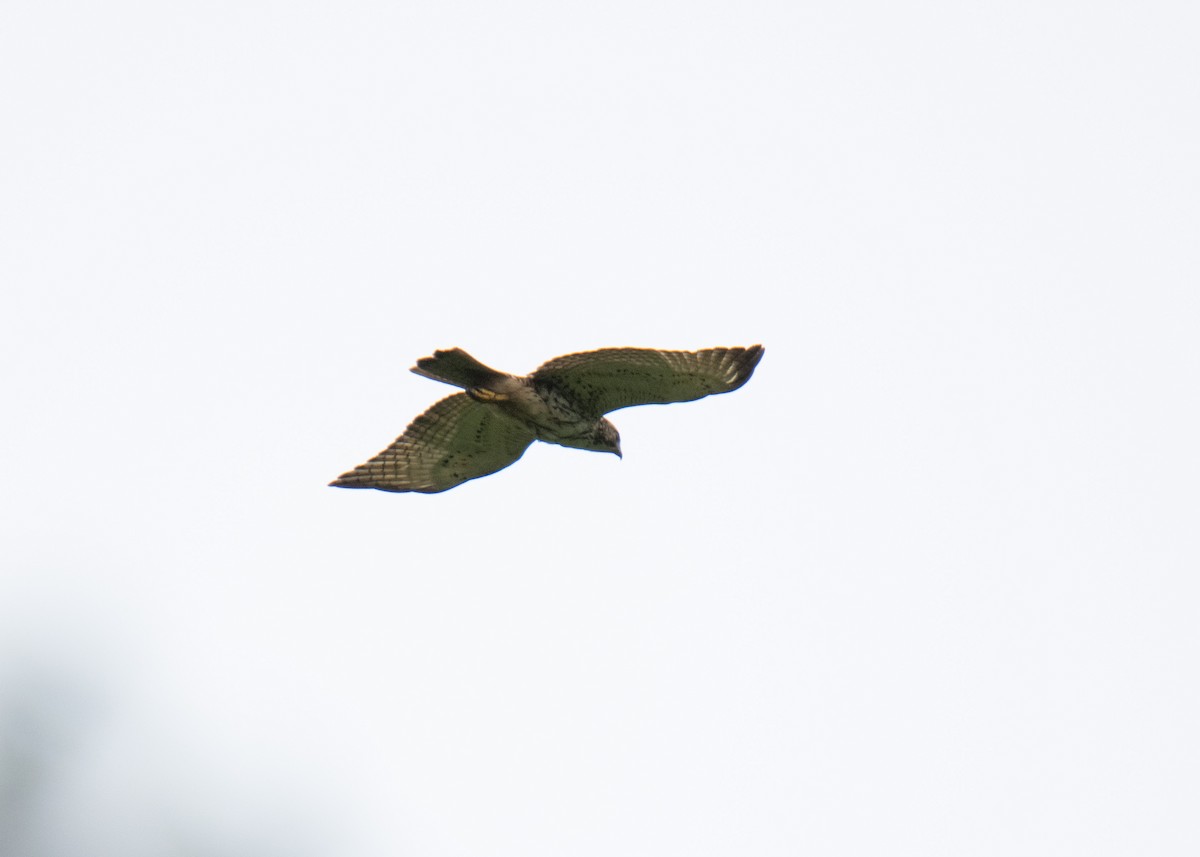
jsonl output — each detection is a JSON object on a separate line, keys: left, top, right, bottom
{"left": 2, "top": 1, "right": 1198, "bottom": 855}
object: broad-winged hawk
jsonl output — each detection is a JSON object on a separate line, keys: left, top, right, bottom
{"left": 330, "top": 345, "right": 764, "bottom": 493}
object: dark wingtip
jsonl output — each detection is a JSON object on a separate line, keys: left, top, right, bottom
{"left": 727, "top": 344, "right": 764, "bottom": 390}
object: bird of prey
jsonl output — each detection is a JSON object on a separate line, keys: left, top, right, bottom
{"left": 330, "top": 345, "right": 764, "bottom": 494}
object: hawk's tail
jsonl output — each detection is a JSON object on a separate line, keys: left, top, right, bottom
{"left": 411, "top": 348, "right": 509, "bottom": 390}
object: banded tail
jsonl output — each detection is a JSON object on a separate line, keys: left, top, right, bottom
{"left": 411, "top": 348, "right": 509, "bottom": 390}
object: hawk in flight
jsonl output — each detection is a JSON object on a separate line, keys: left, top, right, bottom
{"left": 330, "top": 345, "right": 764, "bottom": 493}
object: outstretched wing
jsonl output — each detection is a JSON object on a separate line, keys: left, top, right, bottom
{"left": 329, "top": 393, "right": 536, "bottom": 493}
{"left": 532, "top": 345, "right": 764, "bottom": 418}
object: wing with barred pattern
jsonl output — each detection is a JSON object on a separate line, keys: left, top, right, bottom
{"left": 531, "top": 345, "right": 764, "bottom": 418}
{"left": 329, "top": 393, "right": 536, "bottom": 493}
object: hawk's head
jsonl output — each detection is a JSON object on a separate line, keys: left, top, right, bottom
{"left": 589, "top": 418, "right": 622, "bottom": 459}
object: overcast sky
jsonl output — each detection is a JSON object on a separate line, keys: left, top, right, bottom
{"left": 2, "top": 2, "right": 1198, "bottom": 855}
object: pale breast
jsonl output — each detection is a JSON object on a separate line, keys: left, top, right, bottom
{"left": 501, "top": 379, "right": 597, "bottom": 446}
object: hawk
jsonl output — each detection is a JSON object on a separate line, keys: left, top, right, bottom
{"left": 330, "top": 345, "right": 764, "bottom": 493}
